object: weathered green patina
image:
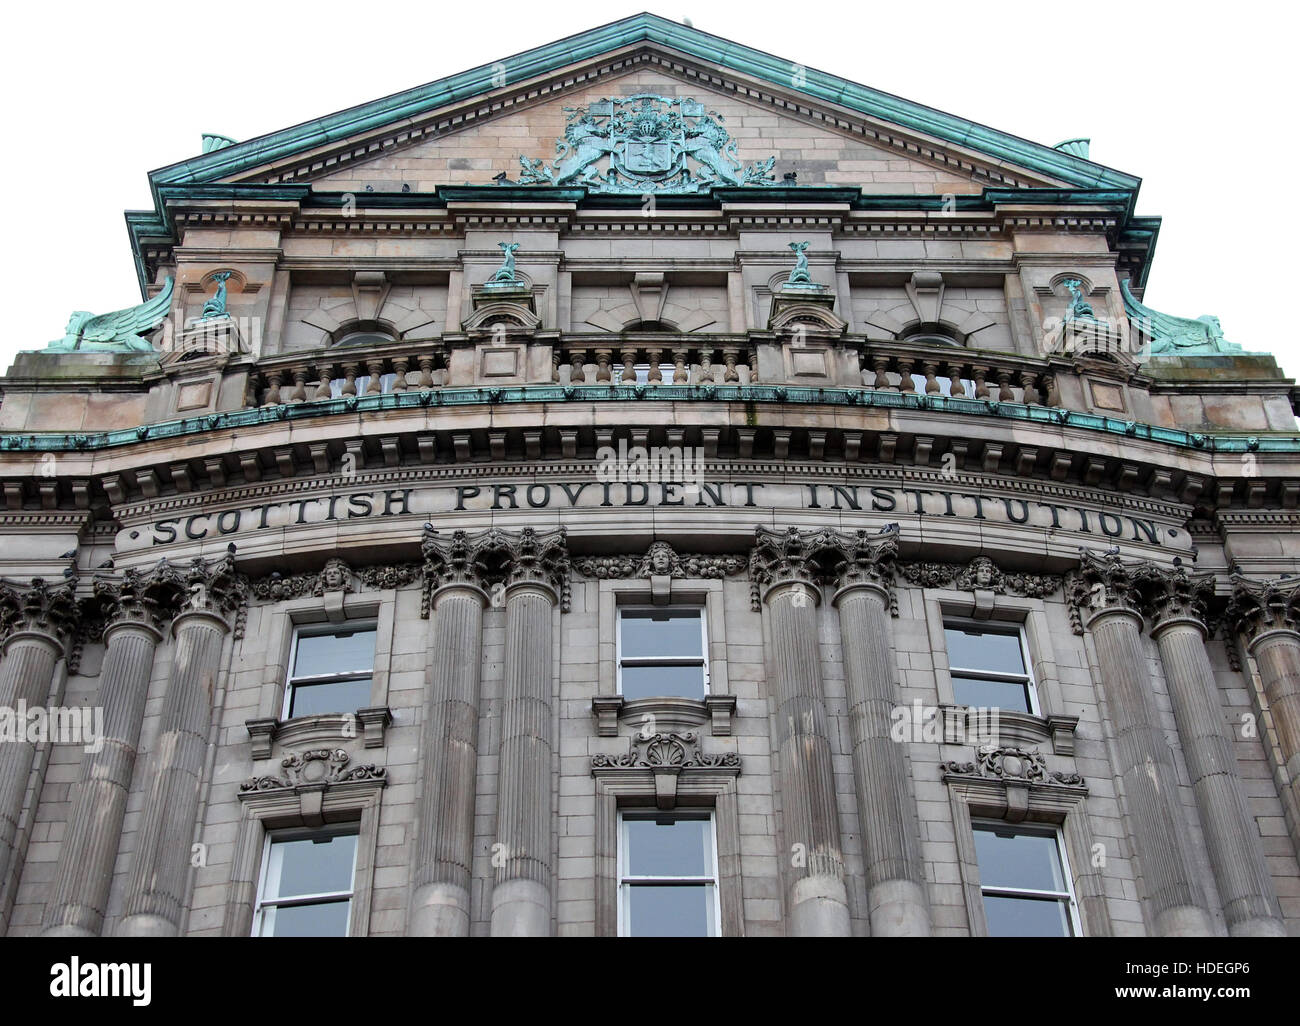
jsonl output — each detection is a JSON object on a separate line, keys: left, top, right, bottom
{"left": 1122, "top": 281, "right": 1252, "bottom": 355}
{"left": 44, "top": 278, "right": 174, "bottom": 353}
{"left": 516, "top": 94, "right": 776, "bottom": 193}
{"left": 1062, "top": 279, "right": 1096, "bottom": 324}
{"left": 487, "top": 243, "right": 521, "bottom": 284}
{"left": 200, "top": 271, "right": 232, "bottom": 320}
{"left": 125, "top": 15, "right": 1154, "bottom": 294}
{"left": 785, "top": 242, "right": 813, "bottom": 285}
{"left": 1, "top": 382, "right": 1294, "bottom": 455}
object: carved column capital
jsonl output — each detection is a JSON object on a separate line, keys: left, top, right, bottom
{"left": 748, "top": 526, "right": 825, "bottom": 608}
{"left": 1133, "top": 563, "right": 1215, "bottom": 636}
{"left": 750, "top": 526, "right": 901, "bottom": 611}
{"left": 828, "top": 530, "right": 898, "bottom": 607}
{"left": 421, "top": 528, "right": 489, "bottom": 616}
{"left": 0, "top": 575, "right": 79, "bottom": 649}
{"left": 1225, "top": 574, "right": 1300, "bottom": 648}
{"left": 93, "top": 560, "right": 189, "bottom": 639}
{"left": 1065, "top": 549, "right": 1150, "bottom": 634}
{"left": 482, "top": 527, "right": 571, "bottom": 611}
{"left": 175, "top": 551, "right": 248, "bottom": 638}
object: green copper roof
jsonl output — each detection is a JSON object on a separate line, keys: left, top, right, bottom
{"left": 124, "top": 14, "right": 1156, "bottom": 292}
{"left": 0, "top": 385, "right": 1291, "bottom": 457}
{"left": 148, "top": 14, "right": 1139, "bottom": 195}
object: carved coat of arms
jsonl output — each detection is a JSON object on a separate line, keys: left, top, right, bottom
{"left": 518, "top": 94, "right": 776, "bottom": 194}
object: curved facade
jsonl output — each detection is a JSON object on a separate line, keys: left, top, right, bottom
{"left": 1, "top": 14, "right": 1298, "bottom": 938}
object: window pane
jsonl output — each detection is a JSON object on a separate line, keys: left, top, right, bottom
{"left": 620, "top": 610, "right": 703, "bottom": 659}
{"left": 293, "top": 629, "right": 375, "bottom": 678}
{"left": 266, "top": 833, "right": 357, "bottom": 899}
{"left": 625, "top": 816, "right": 711, "bottom": 877}
{"left": 951, "top": 675, "right": 1030, "bottom": 714}
{"left": 620, "top": 664, "right": 706, "bottom": 701}
{"left": 259, "top": 899, "right": 352, "bottom": 937}
{"left": 945, "top": 627, "right": 1025, "bottom": 675}
{"left": 982, "top": 895, "right": 1071, "bottom": 937}
{"left": 974, "top": 827, "right": 1065, "bottom": 892}
{"left": 288, "top": 677, "right": 373, "bottom": 717}
{"left": 626, "top": 884, "right": 714, "bottom": 937}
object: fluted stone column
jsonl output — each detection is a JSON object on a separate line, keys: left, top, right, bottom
{"left": 1142, "top": 567, "right": 1283, "bottom": 936}
{"left": 119, "top": 555, "right": 243, "bottom": 937}
{"left": 0, "top": 577, "right": 77, "bottom": 932}
{"left": 409, "top": 530, "right": 488, "bottom": 936}
{"left": 489, "top": 528, "right": 568, "bottom": 937}
{"left": 43, "top": 568, "right": 180, "bottom": 936}
{"left": 1068, "top": 553, "right": 1212, "bottom": 937}
{"left": 1228, "top": 575, "right": 1300, "bottom": 864}
{"left": 830, "top": 532, "right": 931, "bottom": 936}
{"left": 751, "top": 527, "right": 851, "bottom": 936}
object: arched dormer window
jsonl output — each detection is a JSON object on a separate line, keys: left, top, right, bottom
{"left": 328, "top": 324, "right": 401, "bottom": 397}
{"left": 335, "top": 328, "right": 397, "bottom": 348}
{"left": 900, "top": 322, "right": 964, "bottom": 347}
{"left": 896, "top": 323, "right": 972, "bottom": 396}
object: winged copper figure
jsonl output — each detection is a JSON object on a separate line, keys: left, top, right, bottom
{"left": 46, "top": 277, "right": 175, "bottom": 352}
{"left": 1121, "top": 279, "right": 1243, "bottom": 355}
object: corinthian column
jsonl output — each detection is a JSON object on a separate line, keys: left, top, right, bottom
{"left": 409, "top": 530, "right": 489, "bottom": 936}
{"left": 118, "top": 554, "right": 244, "bottom": 937}
{"left": 44, "top": 565, "right": 184, "bottom": 937}
{"left": 751, "top": 527, "right": 851, "bottom": 936}
{"left": 0, "top": 576, "right": 78, "bottom": 932}
{"left": 829, "top": 531, "right": 931, "bottom": 936}
{"left": 1137, "top": 565, "right": 1284, "bottom": 937}
{"left": 488, "top": 528, "right": 568, "bottom": 937}
{"left": 1067, "top": 552, "right": 1212, "bottom": 937}
{"left": 1227, "top": 574, "right": 1300, "bottom": 863}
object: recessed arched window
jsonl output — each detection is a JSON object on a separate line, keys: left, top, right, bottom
{"left": 328, "top": 327, "right": 400, "bottom": 396}
{"left": 900, "top": 323, "right": 963, "bottom": 347}
{"left": 335, "top": 329, "right": 396, "bottom": 348}
{"left": 896, "top": 324, "right": 972, "bottom": 396}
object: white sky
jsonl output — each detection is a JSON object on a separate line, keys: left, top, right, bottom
{"left": 1, "top": 1, "right": 1294, "bottom": 383}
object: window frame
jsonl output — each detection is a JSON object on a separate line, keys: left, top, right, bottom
{"left": 616, "top": 810, "right": 722, "bottom": 938}
{"left": 616, "top": 605, "right": 710, "bottom": 701}
{"left": 251, "top": 824, "right": 360, "bottom": 938}
{"left": 970, "top": 820, "right": 1082, "bottom": 937}
{"left": 282, "top": 621, "right": 378, "bottom": 721}
{"left": 943, "top": 617, "right": 1040, "bottom": 716}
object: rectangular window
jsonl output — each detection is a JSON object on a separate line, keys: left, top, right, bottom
{"left": 283, "top": 624, "right": 376, "bottom": 719}
{"left": 618, "top": 812, "right": 719, "bottom": 937}
{"left": 944, "top": 621, "right": 1037, "bottom": 714}
{"left": 617, "top": 607, "right": 708, "bottom": 701}
{"left": 972, "top": 822, "right": 1079, "bottom": 936}
{"left": 253, "top": 828, "right": 359, "bottom": 937}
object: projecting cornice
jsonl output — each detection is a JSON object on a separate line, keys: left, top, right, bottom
{"left": 123, "top": 14, "right": 1152, "bottom": 291}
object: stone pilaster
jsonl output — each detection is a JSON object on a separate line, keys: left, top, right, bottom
{"left": 750, "top": 527, "right": 851, "bottom": 936}
{"left": 118, "top": 554, "right": 245, "bottom": 937}
{"left": 0, "top": 576, "right": 78, "bottom": 932}
{"left": 487, "top": 528, "right": 568, "bottom": 937}
{"left": 409, "top": 529, "right": 489, "bottom": 936}
{"left": 830, "top": 532, "right": 931, "bottom": 936}
{"left": 43, "top": 565, "right": 185, "bottom": 936}
{"left": 1136, "top": 565, "right": 1284, "bottom": 936}
{"left": 1067, "top": 552, "right": 1212, "bottom": 936}
{"left": 1226, "top": 574, "right": 1300, "bottom": 865}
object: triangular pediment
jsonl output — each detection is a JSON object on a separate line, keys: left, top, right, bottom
{"left": 288, "top": 66, "right": 1002, "bottom": 196}
{"left": 149, "top": 14, "right": 1137, "bottom": 198}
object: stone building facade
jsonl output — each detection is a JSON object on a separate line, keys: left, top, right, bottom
{"left": 0, "top": 14, "right": 1298, "bottom": 938}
